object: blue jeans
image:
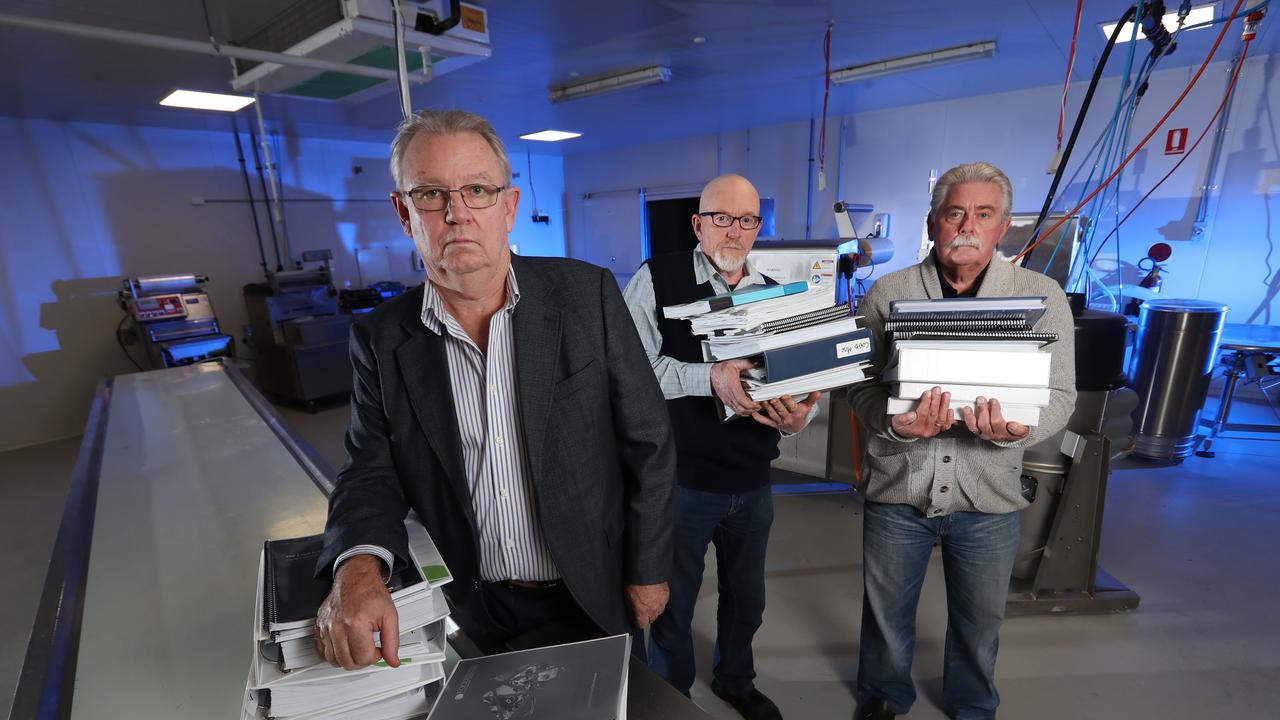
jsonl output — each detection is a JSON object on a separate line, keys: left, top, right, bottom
{"left": 649, "top": 485, "right": 774, "bottom": 697}
{"left": 857, "top": 501, "right": 1019, "bottom": 720}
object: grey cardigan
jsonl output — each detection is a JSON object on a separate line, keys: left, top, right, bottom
{"left": 848, "top": 252, "right": 1077, "bottom": 516}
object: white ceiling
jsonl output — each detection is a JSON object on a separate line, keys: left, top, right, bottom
{"left": 1, "top": 0, "right": 1275, "bottom": 153}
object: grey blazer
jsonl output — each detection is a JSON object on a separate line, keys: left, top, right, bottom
{"left": 318, "top": 255, "right": 678, "bottom": 643}
{"left": 848, "top": 252, "right": 1077, "bottom": 515}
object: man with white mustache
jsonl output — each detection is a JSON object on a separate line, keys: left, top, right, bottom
{"left": 847, "top": 162, "right": 1076, "bottom": 720}
{"left": 622, "top": 174, "right": 818, "bottom": 720}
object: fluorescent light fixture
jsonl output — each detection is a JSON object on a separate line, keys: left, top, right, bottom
{"left": 519, "top": 129, "right": 583, "bottom": 142}
{"left": 549, "top": 66, "right": 671, "bottom": 103}
{"left": 1101, "top": 3, "right": 1215, "bottom": 41}
{"left": 831, "top": 41, "right": 997, "bottom": 84}
{"left": 159, "top": 89, "right": 255, "bottom": 112}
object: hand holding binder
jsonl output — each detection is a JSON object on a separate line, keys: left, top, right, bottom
{"left": 889, "top": 387, "right": 957, "bottom": 439}
{"left": 711, "top": 357, "right": 761, "bottom": 417}
{"left": 960, "top": 397, "right": 1030, "bottom": 443}
{"left": 316, "top": 555, "right": 402, "bottom": 670}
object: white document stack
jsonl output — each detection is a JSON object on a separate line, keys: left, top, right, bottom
{"left": 662, "top": 287, "right": 875, "bottom": 410}
{"left": 239, "top": 513, "right": 454, "bottom": 720}
{"left": 881, "top": 297, "right": 1057, "bottom": 426}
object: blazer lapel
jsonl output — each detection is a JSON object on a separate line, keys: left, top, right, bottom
{"left": 511, "top": 289, "right": 562, "bottom": 483}
{"left": 395, "top": 317, "right": 475, "bottom": 528}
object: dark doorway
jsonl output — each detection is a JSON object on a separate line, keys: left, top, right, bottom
{"left": 646, "top": 197, "right": 701, "bottom": 258}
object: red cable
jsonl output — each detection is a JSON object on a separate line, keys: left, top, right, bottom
{"left": 1014, "top": 0, "right": 1247, "bottom": 263}
{"left": 819, "top": 22, "right": 832, "bottom": 179}
{"left": 1092, "top": 39, "right": 1251, "bottom": 257}
{"left": 1059, "top": 0, "right": 1085, "bottom": 149}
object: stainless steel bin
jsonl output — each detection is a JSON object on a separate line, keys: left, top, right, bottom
{"left": 1129, "top": 299, "right": 1227, "bottom": 459}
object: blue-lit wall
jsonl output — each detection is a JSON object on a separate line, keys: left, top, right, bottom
{"left": 0, "top": 117, "right": 566, "bottom": 451}
{"left": 566, "top": 55, "right": 1280, "bottom": 326}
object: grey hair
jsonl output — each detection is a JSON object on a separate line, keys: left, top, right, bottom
{"left": 389, "top": 108, "right": 511, "bottom": 189}
{"left": 928, "top": 161, "right": 1014, "bottom": 222}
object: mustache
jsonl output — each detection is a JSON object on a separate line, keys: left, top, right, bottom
{"left": 948, "top": 234, "right": 983, "bottom": 250}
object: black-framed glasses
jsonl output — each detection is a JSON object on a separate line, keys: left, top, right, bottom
{"left": 401, "top": 183, "right": 507, "bottom": 211}
{"left": 699, "top": 211, "right": 762, "bottom": 230}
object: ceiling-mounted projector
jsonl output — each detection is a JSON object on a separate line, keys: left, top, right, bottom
{"left": 229, "top": 0, "right": 490, "bottom": 102}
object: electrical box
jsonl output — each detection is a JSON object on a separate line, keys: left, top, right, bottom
{"left": 230, "top": 0, "right": 490, "bottom": 102}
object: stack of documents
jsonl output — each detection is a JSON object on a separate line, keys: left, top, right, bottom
{"left": 883, "top": 297, "right": 1056, "bottom": 426}
{"left": 240, "top": 514, "right": 453, "bottom": 719}
{"left": 427, "top": 634, "right": 631, "bottom": 720}
{"left": 662, "top": 284, "right": 874, "bottom": 408}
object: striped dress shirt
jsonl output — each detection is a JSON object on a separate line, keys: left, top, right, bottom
{"left": 421, "top": 267, "right": 559, "bottom": 582}
{"left": 334, "top": 267, "right": 560, "bottom": 583}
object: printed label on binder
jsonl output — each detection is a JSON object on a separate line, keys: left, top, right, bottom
{"left": 836, "top": 337, "right": 872, "bottom": 359}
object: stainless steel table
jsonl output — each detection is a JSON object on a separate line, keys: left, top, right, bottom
{"left": 1196, "top": 323, "right": 1280, "bottom": 457}
{"left": 13, "top": 360, "right": 708, "bottom": 719}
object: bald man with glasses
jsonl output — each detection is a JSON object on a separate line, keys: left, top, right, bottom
{"left": 622, "top": 174, "right": 818, "bottom": 720}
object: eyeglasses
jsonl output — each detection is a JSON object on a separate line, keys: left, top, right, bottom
{"left": 400, "top": 183, "right": 507, "bottom": 211}
{"left": 698, "top": 212, "right": 762, "bottom": 230}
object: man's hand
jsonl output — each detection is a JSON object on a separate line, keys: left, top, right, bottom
{"left": 315, "top": 554, "right": 401, "bottom": 670}
{"left": 961, "top": 396, "right": 1030, "bottom": 443}
{"left": 711, "top": 359, "right": 760, "bottom": 417}
{"left": 753, "top": 392, "right": 821, "bottom": 434}
{"left": 890, "top": 387, "right": 956, "bottom": 439}
{"left": 624, "top": 582, "right": 669, "bottom": 630}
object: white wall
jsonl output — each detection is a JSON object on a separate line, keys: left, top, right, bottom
{"left": 0, "top": 117, "right": 565, "bottom": 451}
{"left": 565, "top": 54, "right": 1280, "bottom": 326}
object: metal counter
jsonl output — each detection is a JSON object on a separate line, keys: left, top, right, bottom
{"left": 13, "top": 361, "right": 707, "bottom": 719}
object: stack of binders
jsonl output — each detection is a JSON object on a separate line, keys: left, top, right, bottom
{"left": 663, "top": 285, "right": 875, "bottom": 416}
{"left": 239, "top": 513, "right": 453, "bottom": 720}
{"left": 881, "top": 296, "right": 1057, "bottom": 426}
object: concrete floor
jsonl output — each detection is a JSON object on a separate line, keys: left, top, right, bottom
{"left": 3, "top": 391, "right": 1279, "bottom": 719}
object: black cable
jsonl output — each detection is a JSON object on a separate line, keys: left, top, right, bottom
{"left": 526, "top": 147, "right": 539, "bottom": 220}
{"left": 231, "top": 114, "right": 269, "bottom": 279}
{"left": 116, "top": 315, "right": 146, "bottom": 372}
{"left": 1025, "top": 4, "right": 1138, "bottom": 266}
{"left": 248, "top": 119, "right": 284, "bottom": 271}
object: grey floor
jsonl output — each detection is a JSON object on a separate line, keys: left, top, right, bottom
{"left": 4, "top": 392, "right": 1279, "bottom": 719}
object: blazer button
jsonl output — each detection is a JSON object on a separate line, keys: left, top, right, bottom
{"left": 942, "top": 455, "right": 952, "bottom": 463}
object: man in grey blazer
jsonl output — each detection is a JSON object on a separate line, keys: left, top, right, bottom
{"left": 849, "top": 162, "right": 1076, "bottom": 720}
{"left": 313, "top": 109, "right": 677, "bottom": 668}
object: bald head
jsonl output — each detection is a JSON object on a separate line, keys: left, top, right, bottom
{"left": 699, "top": 173, "right": 759, "bottom": 212}
{"left": 694, "top": 173, "right": 762, "bottom": 278}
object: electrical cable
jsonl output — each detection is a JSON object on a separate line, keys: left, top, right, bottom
{"left": 116, "top": 315, "right": 146, "bottom": 372}
{"left": 1014, "top": 0, "right": 1247, "bottom": 263}
{"left": 818, "top": 21, "right": 833, "bottom": 190}
{"left": 1057, "top": 0, "right": 1085, "bottom": 151}
{"left": 230, "top": 114, "right": 269, "bottom": 279}
{"left": 1042, "top": 51, "right": 1155, "bottom": 280}
{"left": 526, "top": 146, "right": 539, "bottom": 220}
{"left": 1088, "top": 24, "right": 1255, "bottom": 262}
{"left": 391, "top": 0, "right": 412, "bottom": 119}
{"left": 1023, "top": 4, "right": 1138, "bottom": 264}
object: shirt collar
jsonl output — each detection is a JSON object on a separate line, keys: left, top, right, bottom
{"left": 693, "top": 246, "right": 765, "bottom": 289}
{"left": 420, "top": 264, "right": 521, "bottom": 335}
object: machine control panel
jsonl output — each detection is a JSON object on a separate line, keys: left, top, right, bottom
{"left": 131, "top": 294, "right": 188, "bottom": 321}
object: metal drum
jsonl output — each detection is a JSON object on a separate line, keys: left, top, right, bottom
{"left": 1129, "top": 299, "right": 1228, "bottom": 459}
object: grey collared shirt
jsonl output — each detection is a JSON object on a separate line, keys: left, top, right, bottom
{"left": 622, "top": 249, "right": 817, "bottom": 433}
{"left": 335, "top": 266, "right": 559, "bottom": 583}
{"left": 622, "top": 248, "right": 769, "bottom": 399}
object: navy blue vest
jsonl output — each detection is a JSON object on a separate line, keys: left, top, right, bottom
{"left": 645, "top": 251, "right": 781, "bottom": 493}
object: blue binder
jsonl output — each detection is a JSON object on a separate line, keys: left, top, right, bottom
{"left": 758, "top": 327, "right": 874, "bottom": 382}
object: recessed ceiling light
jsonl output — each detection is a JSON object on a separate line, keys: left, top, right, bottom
{"left": 1100, "top": 3, "right": 1215, "bottom": 42}
{"left": 159, "top": 89, "right": 256, "bottom": 112}
{"left": 519, "top": 129, "right": 583, "bottom": 142}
